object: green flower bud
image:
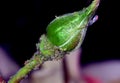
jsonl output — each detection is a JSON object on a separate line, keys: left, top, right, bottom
{"left": 46, "top": 0, "right": 100, "bottom": 51}
{"left": 38, "top": 0, "right": 100, "bottom": 60}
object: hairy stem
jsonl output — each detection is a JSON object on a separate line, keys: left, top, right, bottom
{"left": 8, "top": 53, "right": 42, "bottom": 83}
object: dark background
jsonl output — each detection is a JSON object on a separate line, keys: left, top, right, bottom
{"left": 0, "top": 0, "right": 120, "bottom": 67}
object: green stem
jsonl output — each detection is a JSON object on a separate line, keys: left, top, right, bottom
{"left": 8, "top": 53, "right": 42, "bottom": 83}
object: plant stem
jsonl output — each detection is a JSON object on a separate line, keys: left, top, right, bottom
{"left": 8, "top": 53, "right": 42, "bottom": 83}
